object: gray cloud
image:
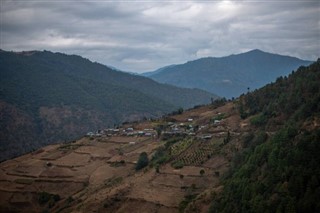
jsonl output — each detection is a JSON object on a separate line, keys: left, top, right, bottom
{"left": 1, "top": 0, "right": 319, "bottom": 72}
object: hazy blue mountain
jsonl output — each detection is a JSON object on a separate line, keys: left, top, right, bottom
{"left": 142, "top": 64, "right": 176, "bottom": 77}
{"left": 145, "top": 49, "right": 313, "bottom": 98}
{"left": 0, "top": 50, "right": 217, "bottom": 161}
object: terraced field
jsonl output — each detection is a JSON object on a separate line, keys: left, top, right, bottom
{"left": 172, "top": 137, "right": 223, "bottom": 166}
{"left": 0, "top": 102, "right": 244, "bottom": 213}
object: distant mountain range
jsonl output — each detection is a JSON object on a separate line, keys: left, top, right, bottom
{"left": 0, "top": 50, "right": 216, "bottom": 161}
{"left": 143, "top": 49, "right": 313, "bottom": 98}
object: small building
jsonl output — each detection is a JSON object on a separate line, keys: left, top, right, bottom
{"left": 203, "top": 135, "right": 212, "bottom": 139}
{"left": 145, "top": 132, "right": 152, "bottom": 137}
{"left": 214, "top": 120, "right": 221, "bottom": 125}
{"left": 126, "top": 127, "right": 134, "bottom": 132}
{"left": 87, "top": 132, "right": 94, "bottom": 137}
{"left": 197, "top": 134, "right": 212, "bottom": 140}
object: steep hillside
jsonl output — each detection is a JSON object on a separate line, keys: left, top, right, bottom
{"left": 0, "top": 58, "right": 318, "bottom": 213}
{"left": 0, "top": 50, "right": 216, "bottom": 161}
{"left": 145, "top": 49, "right": 312, "bottom": 98}
{"left": 0, "top": 98, "right": 243, "bottom": 213}
{"left": 208, "top": 60, "right": 320, "bottom": 212}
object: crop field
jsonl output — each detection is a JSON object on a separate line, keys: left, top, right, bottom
{"left": 172, "top": 138, "right": 223, "bottom": 166}
{"left": 170, "top": 138, "right": 193, "bottom": 156}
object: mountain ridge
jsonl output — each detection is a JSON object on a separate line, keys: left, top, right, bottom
{"left": 0, "top": 50, "right": 217, "bottom": 161}
{"left": 0, "top": 59, "right": 318, "bottom": 213}
{"left": 144, "top": 49, "right": 313, "bottom": 98}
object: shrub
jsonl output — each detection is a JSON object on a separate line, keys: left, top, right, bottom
{"left": 179, "top": 194, "right": 198, "bottom": 213}
{"left": 171, "top": 161, "right": 184, "bottom": 169}
{"left": 136, "top": 152, "right": 149, "bottom": 170}
{"left": 38, "top": 192, "right": 51, "bottom": 205}
{"left": 200, "top": 169, "right": 205, "bottom": 176}
{"left": 250, "top": 113, "right": 267, "bottom": 126}
{"left": 38, "top": 192, "right": 60, "bottom": 206}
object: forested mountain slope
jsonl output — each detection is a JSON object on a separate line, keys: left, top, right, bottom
{"left": 209, "top": 59, "right": 320, "bottom": 213}
{"left": 0, "top": 50, "right": 216, "bottom": 161}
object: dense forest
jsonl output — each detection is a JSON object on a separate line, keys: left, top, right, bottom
{"left": 210, "top": 60, "right": 320, "bottom": 212}
{"left": 0, "top": 50, "right": 216, "bottom": 161}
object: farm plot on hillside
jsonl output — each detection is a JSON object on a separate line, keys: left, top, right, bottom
{"left": 172, "top": 138, "right": 223, "bottom": 167}
{"left": 170, "top": 138, "right": 193, "bottom": 156}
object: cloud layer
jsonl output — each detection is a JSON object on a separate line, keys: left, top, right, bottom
{"left": 1, "top": 0, "right": 319, "bottom": 72}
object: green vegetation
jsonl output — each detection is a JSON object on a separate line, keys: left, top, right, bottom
{"left": 238, "top": 60, "right": 320, "bottom": 125}
{"left": 210, "top": 60, "right": 320, "bottom": 213}
{"left": 211, "top": 113, "right": 225, "bottom": 122}
{"left": 200, "top": 169, "right": 205, "bottom": 176}
{"left": 168, "top": 107, "right": 184, "bottom": 116}
{"left": 38, "top": 191, "right": 60, "bottom": 205}
{"left": 170, "top": 138, "right": 193, "bottom": 156}
{"left": 171, "top": 161, "right": 184, "bottom": 169}
{"left": 179, "top": 194, "right": 198, "bottom": 213}
{"left": 0, "top": 50, "right": 214, "bottom": 161}
{"left": 135, "top": 152, "right": 149, "bottom": 170}
{"left": 151, "top": 146, "right": 170, "bottom": 166}
{"left": 151, "top": 137, "right": 184, "bottom": 167}
{"left": 249, "top": 113, "right": 267, "bottom": 126}
{"left": 104, "top": 177, "right": 123, "bottom": 188}
{"left": 151, "top": 136, "right": 220, "bottom": 168}
{"left": 223, "top": 131, "right": 231, "bottom": 145}
{"left": 173, "top": 139, "right": 221, "bottom": 166}
{"left": 211, "top": 98, "right": 227, "bottom": 108}
{"left": 110, "top": 160, "right": 126, "bottom": 167}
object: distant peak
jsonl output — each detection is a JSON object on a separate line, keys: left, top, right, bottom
{"left": 247, "top": 49, "right": 264, "bottom": 53}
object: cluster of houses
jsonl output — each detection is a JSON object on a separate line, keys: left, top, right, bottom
{"left": 86, "top": 127, "right": 157, "bottom": 138}
{"left": 162, "top": 116, "right": 228, "bottom": 140}
{"left": 162, "top": 119, "right": 196, "bottom": 137}
{"left": 87, "top": 114, "right": 226, "bottom": 141}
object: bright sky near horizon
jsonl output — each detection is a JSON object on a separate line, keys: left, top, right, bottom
{"left": 1, "top": 0, "right": 319, "bottom": 73}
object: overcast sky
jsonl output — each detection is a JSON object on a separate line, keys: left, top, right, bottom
{"left": 1, "top": 0, "right": 319, "bottom": 73}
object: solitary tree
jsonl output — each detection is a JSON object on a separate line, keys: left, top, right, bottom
{"left": 136, "top": 152, "right": 149, "bottom": 170}
{"left": 200, "top": 169, "right": 205, "bottom": 176}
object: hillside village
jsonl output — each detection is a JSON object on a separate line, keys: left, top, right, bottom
{"left": 1, "top": 60, "right": 319, "bottom": 213}
{"left": 86, "top": 99, "right": 234, "bottom": 139}
{"left": 0, "top": 101, "right": 248, "bottom": 213}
